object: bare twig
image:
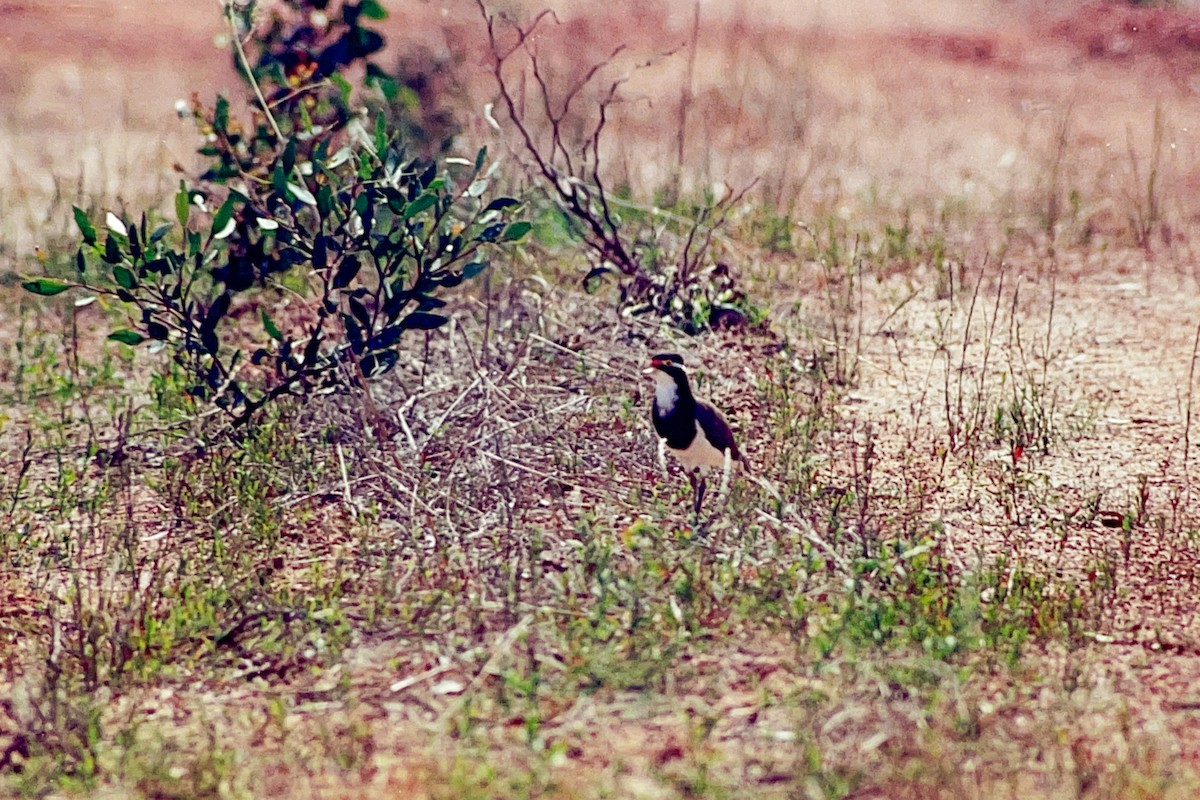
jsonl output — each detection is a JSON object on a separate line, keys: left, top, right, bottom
{"left": 1182, "top": 319, "right": 1200, "bottom": 498}
{"left": 476, "top": 0, "right": 750, "bottom": 331}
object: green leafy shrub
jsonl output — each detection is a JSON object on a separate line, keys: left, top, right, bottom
{"left": 24, "top": 0, "right": 527, "bottom": 424}
{"left": 231, "top": 0, "right": 460, "bottom": 158}
{"left": 199, "top": 0, "right": 394, "bottom": 182}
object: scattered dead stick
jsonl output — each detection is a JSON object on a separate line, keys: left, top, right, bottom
{"left": 476, "top": 449, "right": 607, "bottom": 501}
{"left": 1164, "top": 699, "right": 1200, "bottom": 712}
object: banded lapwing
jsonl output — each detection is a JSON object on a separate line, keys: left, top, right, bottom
{"left": 645, "top": 352, "right": 742, "bottom": 515}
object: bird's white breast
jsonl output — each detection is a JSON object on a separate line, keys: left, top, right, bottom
{"left": 674, "top": 420, "right": 736, "bottom": 473}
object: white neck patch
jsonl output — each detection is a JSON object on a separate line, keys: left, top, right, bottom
{"left": 651, "top": 371, "right": 679, "bottom": 414}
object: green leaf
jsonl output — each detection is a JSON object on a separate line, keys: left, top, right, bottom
{"left": 214, "top": 95, "right": 230, "bottom": 134}
{"left": 214, "top": 218, "right": 236, "bottom": 240}
{"left": 317, "top": 184, "right": 334, "bottom": 217}
{"left": 369, "top": 72, "right": 400, "bottom": 103}
{"left": 105, "top": 211, "right": 128, "bottom": 237}
{"left": 418, "top": 162, "right": 437, "bottom": 189}
{"left": 353, "top": 191, "right": 370, "bottom": 218}
{"left": 102, "top": 236, "right": 123, "bottom": 265}
{"left": 416, "top": 294, "right": 447, "bottom": 310}
{"left": 261, "top": 310, "right": 283, "bottom": 342}
{"left": 327, "top": 145, "right": 353, "bottom": 173}
{"left": 475, "top": 146, "right": 488, "bottom": 171}
{"left": 108, "top": 329, "right": 145, "bottom": 346}
{"left": 127, "top": 221, "right": 142, "bottom": 260}
{"left": 462, "top": 261, "right": 488, "bottom": 280}
{"left": 583, "top": 266, "right": 611, "bottom": 293}
{"left": 330, "top": 72, "right": 353, "bottom": 106}
{"left": 113, "top": 265, "right": 136, "bottom": 290}
{"left": 502, "top": 221, "right": 533, "bottom": 242}
{"left": 484, "top": 197, "right": 520, "bottom": 213}
{"left": 212, "top": 197, "right": 236, "bottom": 238}
{"left": 22, "top": 278, "right": 70, "bottom": 296}
{"left": 348, "top": 297, "right": 372, "bottom": 332}
{"left": 332, "top": 254, "right": 362, "bottom": 289}
{"left": 400, "top": 312, "right": 449, "bottom": 331}
{"left": 298, "top": 100, "right": 314, "bottom": 135}
{"left": 361, "top": 350, "right": 399, "bottom": 377}
{"left": 312, "top": 235, "right": 328, "bottom": 270}
{"left": 272, "top": 164, "right": 288, "bottom": 199}
{"left": 374, "top": 114, "right": 388, "bottom": 155}
{"left": 175, "top": 188, "right": 190, "bottom": 229}
{"left": 73, "top": 206, "right": 96, "bottom": 245}
{"left": 199, "top": 293, "right": 229, "bottom": 356}
{"left": 288, "top": 182, "right": 317, "bottom": 206}
{"left": 360, "top": 0, "right": 387, "bottom": 19}
{"left": 403, "top": 193, "right": 438, "bottom": 220}
{"left": 282, "top": 139, "right": 297, "bottom": 176}
{"left": 357, "top": 155, "right": 374, "bottom": 181}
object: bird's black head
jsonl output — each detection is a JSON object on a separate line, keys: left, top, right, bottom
{"left": 647, "top": 352, "right": 691, "bottom": 394}
{"left": 649, "top": 353, "right": 685, "bottom": 369}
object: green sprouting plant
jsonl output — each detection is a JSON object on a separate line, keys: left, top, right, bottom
{"left": 22, "top": 0, "right": 527, "bottom": 424}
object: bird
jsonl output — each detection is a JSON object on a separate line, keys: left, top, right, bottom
{"left": 645, "top": 352, "right": 742, "bottom": 516}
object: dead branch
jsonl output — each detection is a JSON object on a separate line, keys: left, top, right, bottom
{"left": 475, "top": 0, "right": 759, "bottom": 333}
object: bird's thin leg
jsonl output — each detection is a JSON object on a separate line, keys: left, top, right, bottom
{"left": 715, "top": 447, "right": 733, "bottom": 506}
{"left": 694, "top": 474, "right": 707, "bottom": 516}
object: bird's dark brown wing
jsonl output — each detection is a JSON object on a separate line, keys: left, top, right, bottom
{"left": 694, "top": 401, "right": 741, "bottom": 461}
